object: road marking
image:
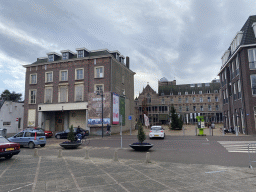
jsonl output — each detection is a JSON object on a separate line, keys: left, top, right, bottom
{"left": 205, "top": 170, "right": 226, "bottom": 174}
{"left": 63, "top": 157, "right": 82, "bottom": 192}
{"left": 0, "top": 158, "right": 16, "bottom": 178}
{"left": 32, "top": 156, "right": 41, "bottom": 192}
{"left": 8, "top": 183, "right": 33, "bottom": 192}
{"left": 89, "top": 159, "right": 130, "bottom": 192}
{"left": 206, "top": 138, "right": 209, "bottom": 141}
{"left": 218, "top": 141, "right": 256, "bottom": 153}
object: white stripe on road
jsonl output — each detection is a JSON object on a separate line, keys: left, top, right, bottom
{"left": 218, "top": 141, "right": 256, "bottom": 153}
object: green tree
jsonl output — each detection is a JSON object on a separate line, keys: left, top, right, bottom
{"left": 170, "top": 105, "right": 183, "bottom": 130}
{"left": 137, "top": 121, "right": 146, "bottom": 144}
{"left": 67, "top": 125, "right": 75, "bottom": 142}
{"left": 0, "top": 89, "right": 22, "bottom": 102}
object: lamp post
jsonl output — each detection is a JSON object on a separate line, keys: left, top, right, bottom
{"left": 97, "top": 91, "right": 104, "bottom": 138}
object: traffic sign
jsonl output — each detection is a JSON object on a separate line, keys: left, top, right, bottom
{"left": 128, "top": 116, "right": 132, "bottom": 120}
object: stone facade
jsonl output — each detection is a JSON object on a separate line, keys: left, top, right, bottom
{"left": 135, "top": 79, "right": 222, "bottom": 125}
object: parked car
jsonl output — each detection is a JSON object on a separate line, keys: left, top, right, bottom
{"left": 24, "top": 127, "right": 53, "bottom": 138}
{"left": 0, "top": 136, "right": 20, "bottom": 159}
{"left": 55, "top": 127, "right": 89, "bottom": 139}
{"left": 149, "top": 126, "right": 165, "bottom": 139}
{"left": 8, "top": 129, "right": 46, "bottom": 149}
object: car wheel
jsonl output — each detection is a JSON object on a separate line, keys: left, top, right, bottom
{"left": 56, "top": 135, "right": 61, "bottom": 139}
{"left": 5, "top": 155, "right": 13, "bottom": 159}
{"left": 40, "top": 144, "right": 45, "bottom": 147}
{"left": 28, "top": 142, "right": 35, "bottom": 149}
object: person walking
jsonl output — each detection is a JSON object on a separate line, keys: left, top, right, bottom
{"left": 106, "top": 124, "right": 111, "bottom": 136}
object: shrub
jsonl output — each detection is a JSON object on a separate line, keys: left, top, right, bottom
{"left": 137, "top": 121, "right": 146, "bottom": 143}
{"left": 170, "top": 105, "right": 183, "bottom": 130}
{"left": 67, "top": 125, "right": 75, "bottom": 142}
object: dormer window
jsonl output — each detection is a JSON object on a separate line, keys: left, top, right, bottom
{"left": 62, "top": 52, "right": 69, "bottom": 60}
{"left": 48, "top": 55, "right": 54, "bottom": 62}
{"left": 78, "top": 50, "right": 84, "bottom": 58}
{"left": 253, "top": 22, "right": 256, "bottom": 38}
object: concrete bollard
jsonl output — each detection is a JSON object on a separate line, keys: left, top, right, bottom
{"left": 195, "top": 126, "right": 197, "bottom": 136}
{"left": 84, "top": 149, "right": 89, "bottom": 159}
{"left": 33, "top": 148, "right": 39, "bottom": 157}
{"left": 145, "top": 152, "right": 151, "bottom": 163}
{"left": 58, "top": 149, "right": 62, "bottom": 158}
{"left": 113, "top": 150, "right": 118, "bottom": 161}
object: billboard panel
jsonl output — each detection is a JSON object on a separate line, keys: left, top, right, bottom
{"left": 113, "top": 93, "right": 119, "bottom": 124}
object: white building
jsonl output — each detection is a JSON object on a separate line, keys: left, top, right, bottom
{"left": 0, "top": 101, "right": 24, "bottom": 133}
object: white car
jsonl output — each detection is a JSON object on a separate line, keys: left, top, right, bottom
{"left": 149, "top": 126, "right": 165, "bottom": 139}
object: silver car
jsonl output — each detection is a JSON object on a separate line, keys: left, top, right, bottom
{"left": 149, "top": 126, "right": 165, "bottom": 139}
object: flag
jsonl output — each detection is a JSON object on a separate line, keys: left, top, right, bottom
{"left": 144, "top": 114, "right": 149, "bottom": 127}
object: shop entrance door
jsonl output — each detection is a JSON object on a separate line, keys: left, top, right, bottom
{"left": 55, "top": 112, "right": 64, "bottom": 132}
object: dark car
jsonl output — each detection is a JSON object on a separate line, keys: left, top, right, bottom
{"left": 0, "top": 136, "right": 20, "bottom": 159}
{"left": 55, "top": 127, "right": 89, "bottom": 139}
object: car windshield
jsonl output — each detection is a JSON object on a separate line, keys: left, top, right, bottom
{"left": 0, "top": 137, "right": 9, "bottom": 143}
{"left": 151, "top": 126, "right": 162, "bottom": 130}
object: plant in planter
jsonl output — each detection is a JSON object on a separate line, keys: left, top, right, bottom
{"left": 59, "top": 125, "right": 82, "bottom": 149}
{"left": 129, "top": 121, "right": 153, "bottom": 151}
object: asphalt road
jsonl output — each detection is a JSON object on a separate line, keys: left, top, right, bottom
{"left": 13, "top": 135, "right": 256, "bottom": 168}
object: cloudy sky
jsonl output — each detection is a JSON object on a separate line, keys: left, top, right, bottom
{"left": 0, "top": 0, "right": 255, "bottom": 99}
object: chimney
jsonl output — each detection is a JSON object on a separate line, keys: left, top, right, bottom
{"left": 126, "top": 56, "right": 129, "bottom": 69}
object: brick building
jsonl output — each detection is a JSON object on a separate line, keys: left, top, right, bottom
{"left": 219, "top": 15, "right": 256, "bottom": 135}
{"left": 23, "top": 48, "right": 135, "bottom": 135}
{"left": 135, "top": 78, "right": 222, "bottom": 125}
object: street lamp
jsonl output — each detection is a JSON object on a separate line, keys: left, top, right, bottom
{"left": 97, "top": 91, "right": 104, "bottom": 138}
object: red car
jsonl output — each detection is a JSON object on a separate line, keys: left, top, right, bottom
{"left": 0, "top": 136, "right": 20, "bottom": 159}
{"left": 25, "top": 127, "right": 53, "bottom": 138}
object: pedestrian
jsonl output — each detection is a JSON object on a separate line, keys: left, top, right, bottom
{"left": 106, "top": 124, "right": 111, "bottom": 136}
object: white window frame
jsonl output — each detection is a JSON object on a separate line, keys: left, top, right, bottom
{"left": 44, "top": 87, "right": 53, "bottom": 103}
{"left": 185, "top": 97, "right": 188, "bottom": 103}
{"left": 62, "top": 52, "right": 69, "bottom": 60}
{"left": 45, "top": 71, "right": 53, "bottom": 83}
{"left": 94, "top": 84, "right": 104, "bottom": 93}
{"left": 192, "top": 91, "right": 195, "bottom": 94}
{"left": 77, "top": 50, "right": 84, "bottom": 58}
{"left": 205, "top": 83, "right": 210, "bottom": 87}
{"left": 200, "top": 97, "right": 203, "bottom": 102}
{"left": 3, "top": 122, "right": 11, "bottom": 126}
{"left": 185, "top": 91, "right": 188, "bottom": 95}
{"left": 215, "top": 96, "right": 218, "bottom": 102}
{"left": 48, "top": 54, "right": 54, "bottom": 62}
{"left": 178, "top": 92, "right": 181, "bottom": 95}
{"left": 208, "top": 97, "right": 211, "bottom": 102}
{"left": 58, "top": 85, "right": 68, "bottom": 103}
{"left": 199, "top": 91, "right": 202, "bottom": 94}
{"left": 250, "top": 74, "right": 256, "bottom": 95}
{"left": 60, "top": 70, "right": 68, "bottom": 81}
{"left": 200, "top": 106, "right": 203, "bottom": 111}
{"left": 208, "top": 105, "right": 212, "bottom": 111}
{"left": 75, "top": 84, "right": 84, "bottom": 102}
{"left": 30, "top": 73, "right": 37, "bottom": 84}
{"left": 197, "top": 84, "right": 202, "bottom": 87}
{"left": 207, "top": 90, "right": 211, "bottom": 94}
{"left": 94, "top": 66, "right": 104, "bottom": 78}
{"left": 75, "top": 68, "right": 84, "bottom": 80}
{"left": 238, "top": 79, "right": 241, "bottom": 92}
{"left": 193, "top": 97, "right": 196, "bottom": 103}
{"left": 29, "top": 89, "right": 37, "bottom": 104}
{"left": 248, "top": 49, "right": 256, "bottom": 69}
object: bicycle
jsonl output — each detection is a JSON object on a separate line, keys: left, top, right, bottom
{"left": 106, "top": 130, "right": 111, "bottom": 136}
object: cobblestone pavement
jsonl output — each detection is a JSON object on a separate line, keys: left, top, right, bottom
{"left": 1, "top": 151, "right": 256, "bottom": 192}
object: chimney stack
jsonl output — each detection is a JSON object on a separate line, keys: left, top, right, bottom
{"left": 126, "top": 56, "right": 129, "bottom": 69}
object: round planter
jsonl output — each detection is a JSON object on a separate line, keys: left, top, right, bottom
{"left": 129, "top": 143, "right": 154, "bottom": 151}
{"left": 59, "top": 142, "right": 81, "bottom": 149}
